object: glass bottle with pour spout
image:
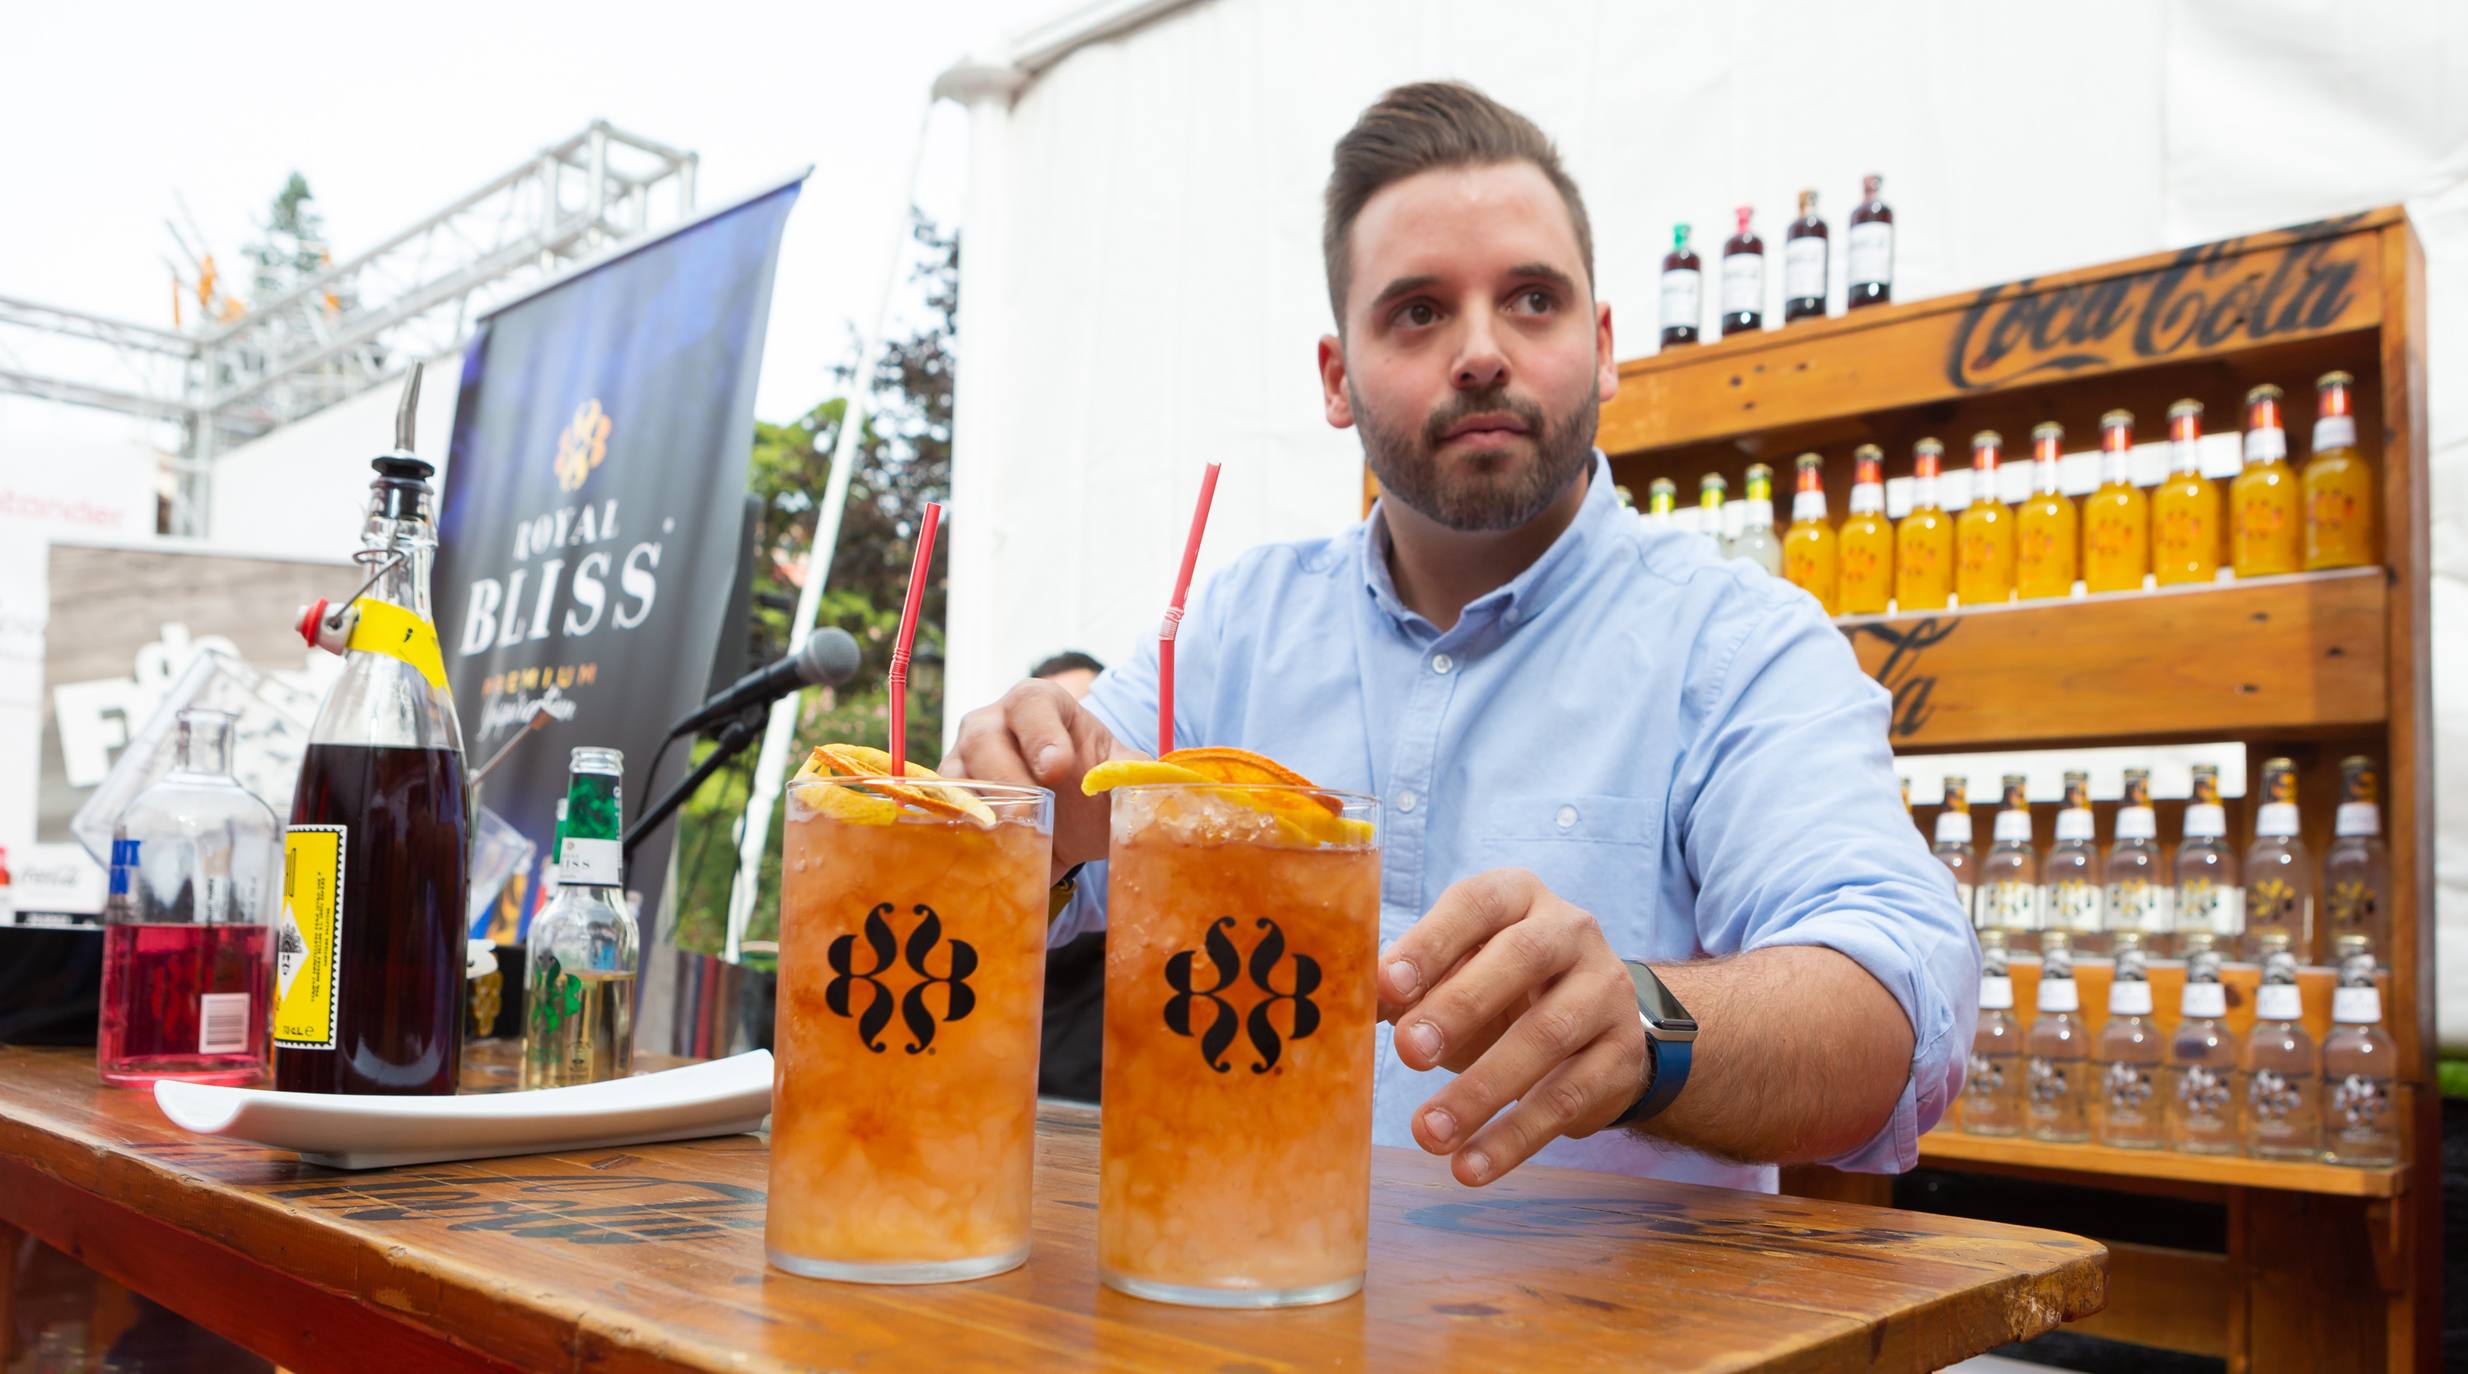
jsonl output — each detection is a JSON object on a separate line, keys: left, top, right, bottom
{"left": 275, "top": 365, "right": 472, "bottom": 1095}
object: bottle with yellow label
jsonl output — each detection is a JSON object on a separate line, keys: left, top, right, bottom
{"left": 2082, "top": 409, "right": 2150, "bottom": 594}
{"left": 2152, "top": 399, "right": 2221, "bottom": 585}
{"left": 1781, "top": 452, "right": 1839, "bottom": 614}
{"left": 1697, "top": 472, "right": 1728, "bottom": 550}
{"left": 1895, "top": 439, "right": 1955, "bottom": 611}
{"left": 1643, "top": 476, "right": 1677, "bottom": 528}
{"left": 2230, "top": 383, "right": 2302, "bottom": 578}
{"left": 1836, "top": 445, "right": 1893, "bottom": 614}
{"left": 2303, "top": 370, "right": 2376, "bottom": 569}
{"left": 1955, "top": 430, "right": 2016, "bottom": 607}
{"left": 2015, "top": 421, "right": 2078, "bottom": 601}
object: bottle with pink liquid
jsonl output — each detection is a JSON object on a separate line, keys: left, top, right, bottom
{"left": 98, "top": 708, "right": 279, "bottom": 1087}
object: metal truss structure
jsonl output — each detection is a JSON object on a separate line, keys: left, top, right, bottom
{"left": 0, "top": 121, "right": 697, "bottom": 535}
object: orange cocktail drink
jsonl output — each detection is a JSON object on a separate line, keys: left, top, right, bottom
{"left": 766, "top": 746, "right": 1051, "bottom": 1283}
{"left": 1090, "top": 759, "right": 1379, "bottom": 1307}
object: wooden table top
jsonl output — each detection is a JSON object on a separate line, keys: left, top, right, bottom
{"left": 0, "top": 1044, "right": 2103, "bottom": 1373}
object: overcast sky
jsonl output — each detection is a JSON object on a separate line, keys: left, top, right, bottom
{"left": 2, "top": 0, "right": 1032, "bottom": 450}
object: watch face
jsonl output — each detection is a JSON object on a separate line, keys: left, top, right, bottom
{"left": 1627, "top": 961, "right": 1695, "bottom": 1032}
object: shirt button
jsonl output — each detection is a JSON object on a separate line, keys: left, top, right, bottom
{"left": 1430, "top": 653, "right": 1455, "bottom": 675}
{"left": 1556, "top": 805, "right": 1579, "bottom": 830}
{"left": 1397, "top": 790, "right": 1420, "bottom": 814}
{"left": 1506, "top": 607, "right": 1524, "bottom": 624}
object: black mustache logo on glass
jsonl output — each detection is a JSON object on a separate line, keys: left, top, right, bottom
{"left": 826, "top": 903, "right": 976, "bottom": 1053}
{"left": 1164, "top": 916, "right": 1321, "bottom": 1073}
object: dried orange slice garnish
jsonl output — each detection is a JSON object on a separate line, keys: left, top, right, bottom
{"left": 793, "top": 744, "right": 996, "bottom": 826}
{"left": 1082, "top": 751, "right": 1370, "bottom": 846}
{"left": 1162, "top": 747, "right": 1344, "bottom": 814}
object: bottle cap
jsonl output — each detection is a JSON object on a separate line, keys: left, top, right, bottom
{"left": 2333, "top": 986, "right": 2382, "bottom": 1025}
{"left": 2181, "top": 982, "right": 2227, "bottom": 1018}
{"left": 1978, "top": 974, "right": 2014, "bottom": 1011}
{"left": 1993, "top": 810, "right": 2032, "bottom": 843}
{"left": 2037, "top": 976, "right": 2079, "bottom": 1013}
{"left": 2109, "top": 980, "right": 2153, "bottom": 1016}
{"left": 2183, "top": 803, "right": 2226, "bottom": 839}
{"left": 2336, "top": 802, "right": 2382, "bottom": 838}
{"left": 2114, "top": 806, "right": 2156, "bottom": 841}
{"left": 2055, "top": 809, "right": 2093, "bottom": 843}
{"left": 1935, "top": 811, "right": 1973, "bottom": 845}
{"left": 2256, "top": 983, "right": 2302, "bottom": 1022}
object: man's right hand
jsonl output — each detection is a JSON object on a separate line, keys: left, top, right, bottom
{"left": 940, "top": 679, "right": 1146, "bottom": 883}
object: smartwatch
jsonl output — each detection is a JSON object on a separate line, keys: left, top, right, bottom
{"left": 1611, "top": 959, "right": 1696, "bottom": 1127}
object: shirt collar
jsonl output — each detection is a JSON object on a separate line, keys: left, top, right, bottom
{"left": 1361, "top": 450, "right": 1620, "bottom": 633}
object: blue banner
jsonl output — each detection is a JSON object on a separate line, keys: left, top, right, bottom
{"left": 434, "top": 180, "right": 802, "bottom": 944}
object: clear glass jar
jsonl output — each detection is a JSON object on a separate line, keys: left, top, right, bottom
{"left": 98, "top": 709, "right": 280, "bottom": 1086}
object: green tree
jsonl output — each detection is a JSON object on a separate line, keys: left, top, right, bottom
{"left": 243, "top": 172, "right": 333, "bottom": 302}
{"left": 668, "top": 212, "right": 958, "bottom": 961}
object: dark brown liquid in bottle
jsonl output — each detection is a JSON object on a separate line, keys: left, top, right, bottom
{"left": 1784, "top": 207, "right": 1829, "bottom": 323}
{"left": 1721, "top": 225, "right": 1764, "bottom": 337}
{"left": 1849, "top": 191, "right": 1894, "bottom": 309}
{"left": 1661, "top": 241, "right": 1701, "bottom": 347}
{"left": 275, "top": 742, "right": 469, "bottom": 1095}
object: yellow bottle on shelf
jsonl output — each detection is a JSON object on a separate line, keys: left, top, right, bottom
{"left": 2082, "top": 409, "right": 2150, "bottom": 594}
{"left": 1698, "top": 471, "right": 1728, "bottom": 550}
{"left": 2152, "top": 398, "right": 2221, "bottom": 586}
{"left": 2015, "top": 421, "right": 2079, "bottom": 601}
{"left": 1643, "top": 476, "right": 1677, "bottom": 527}
{"left": 2230, "top": 383, "right": 2302, "bottom": 578}
{"left": 1781, "top": 452, "right": 1840, "bottom": 614}
{"left": 1895, "top": 439, "right": 1955, "bottom": 611}
{"left": 1836, "top": 445, "right": 1893, "bottom": 614}
{"left": 2303, "top": 369, "right": 2377, "bottom": 569}
{"left": 1955, "top": 430, "right": 2016, "bottom": 607}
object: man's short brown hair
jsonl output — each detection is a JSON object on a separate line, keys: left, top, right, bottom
{"left": 1321, "top": 81, "right": 1595, "bottom": 330}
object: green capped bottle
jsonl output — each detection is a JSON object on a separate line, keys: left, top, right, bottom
{"left": 522, "top": 747, "right": 638, "bottom": 1089}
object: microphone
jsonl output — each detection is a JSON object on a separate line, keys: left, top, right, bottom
{"left": 669, "top": 628, "right": 862, "bottom": 738}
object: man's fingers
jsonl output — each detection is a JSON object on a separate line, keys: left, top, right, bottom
{"left": 1406, "top": 964, "right": 1630, "bottom": 1152}
{"left": 1002, "top": 683, "right": 1081, "bottom": 786}
{"left": 945, "top": 703, "right": 1039, "bottom": 788}
{"left": 1391, "top": 896, "right": 1585, "bottom": 1072}
{"left": 1449, "top": 1032, "right": 1643, "bottom": 1187}
{"left": 1381, "top": 869, "right": 1543, "bottom": 1009}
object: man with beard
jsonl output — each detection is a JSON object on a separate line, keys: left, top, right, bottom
{"left": 944, "top": 82, "right": 1975, "bottom": 1191}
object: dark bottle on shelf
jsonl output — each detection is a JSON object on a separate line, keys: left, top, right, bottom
{"left": 1659, "top": 223, "right": 1702, "bottom": 348}
{"left": 1719, "top": 205, "right": 1764, "bottom": 337}
{"left": 1847, "top": 173, "right": 1894, "bottom": 309}
{"left": 1783, "top": 189, "right": 1829, "bottom": 323}
{"left": 274, "top": 369, "right": 471, "bottom": 1096}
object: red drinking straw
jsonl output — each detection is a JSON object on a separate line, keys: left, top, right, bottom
{"left": 887, "top": 501, "right": 943, "bottom": 775}
{"left": 1158, "top": 464, "right": 1222, "bottom": 754}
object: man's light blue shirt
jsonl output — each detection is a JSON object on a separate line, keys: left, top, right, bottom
{"left": 1058, "top": 453, "right": 1978, "bottom": 1192}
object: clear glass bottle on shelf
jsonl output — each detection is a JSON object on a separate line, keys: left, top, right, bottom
{"left": 2168, "top": 939, "right": 2241, "bottom": 1155}
{"left": 2095, "top": 939, "right": 2164, "bottom": 1149}
{"left": 97, "top": 709, "right": 281, "bottom": 1088}
{"left": 521, "top": 747, "right": 639, "bottom": 1090}
{"left": 1978, "top": 773, "right": 2040, "bottom": 941}
{"left": 1643, "top": 477, "right": 1678, "bottom": 529}
{"left": 2322, "top": 961, "right": 2400, "bottom": 1167}
{"left": 1698, "top": 472, "right": 1729, "bottom": 551}
{"left": 2243, "top": 938, "right": 2320, "bottom": 1160}
{"left": 2322, "top": 754, "right": 2390, "bottom": 968}
{"left": 2244, "top": 756, "right": 2314, "bottom": 962}
{"left": 2174, "top": 763, "right": 2242, "bottom": 951}
{"left": 1730, "top": 464, "right": 1783, "bottom": 574}
{"left": 1961, "top": 932, "right": 2023, "bottom": 1136}
{"left": 1932, "top": 775, "right": 1977, "bottom": 932}
{"left": 2046, "top": 769, "right": 2102, "bottom": 953}
{"left": 2104, "top": 768, "right": 2172, "bottom": 955}
{"left": 2025, "top": 933, "right": 2090, "bottom": 1142}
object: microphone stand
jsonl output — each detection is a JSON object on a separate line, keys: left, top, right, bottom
{"left": 623, "top": 706, "right": 768, "bottom": 861}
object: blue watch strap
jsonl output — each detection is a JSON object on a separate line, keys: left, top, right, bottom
{"left": 1625, "top": 1024, "right": 1690, "bottom": 1124}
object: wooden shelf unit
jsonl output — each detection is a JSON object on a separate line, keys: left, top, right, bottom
{"left": 1600, "top": 207, "right": 2436, "bottom": 1373}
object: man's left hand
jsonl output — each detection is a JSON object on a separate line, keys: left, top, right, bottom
{"left": 1381, "top": 868, "right": 1650, "bottom": 1186}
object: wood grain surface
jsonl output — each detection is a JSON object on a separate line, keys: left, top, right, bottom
{"left": 0, "top": 1044, "right": 2105, "bottom": 1373}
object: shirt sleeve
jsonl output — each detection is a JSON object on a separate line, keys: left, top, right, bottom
{"left": 1671, "top": 577, "right": 1979, "bottom": 1174}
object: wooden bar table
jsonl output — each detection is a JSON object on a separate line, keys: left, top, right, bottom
{"left": 0, "top": 1044, "right": 2104, "bottom": 1372}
